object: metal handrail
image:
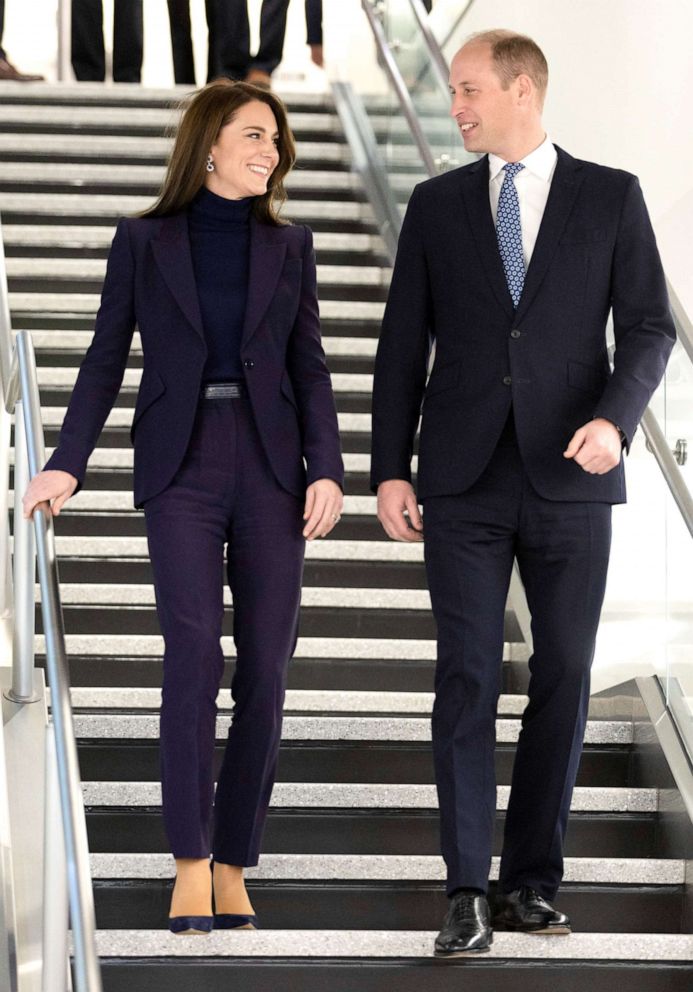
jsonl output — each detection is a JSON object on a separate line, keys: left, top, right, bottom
{"left": 406, "top": 0, "right": 453, "bottom": 101}
{"left": 361, "top": 1, "right": 438, "bottom": 175}
{"left": 0, "top": 217, "right": 102, "bottom": 989}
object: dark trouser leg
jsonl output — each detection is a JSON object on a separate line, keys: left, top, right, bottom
{"left": 206, "top": 0, "right": 250, "bottom": 81}
{"left": 252, "top": 0, "right": 290, "bottom": 75}
{"left": 498, "top": 491, "right": 612, "bottom": 900}
{"left": 166, "top": 0, "right": 195, "bottom": 84}
{"left": 423, "top": 443, "right": 520, "bottom": 895}
{"left": 71, "top": 0, "right": 105, "bottom": 81}
{"left": 305, "top": 0, "right": 322, "bottom": 45}
{"left": 143, "top": 410, "right": 231, "bottom": 858}
{"left": 213, "top": 398, "right": 304, "bottom": 866}
{"left": 112, "top": 0, "right": 143, "bottom": 82}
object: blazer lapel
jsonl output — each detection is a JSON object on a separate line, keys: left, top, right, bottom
{"left": 151, "top": 213, "right": 205, "bottom": 342}
{"left": 514, "top": 147, "right": 584, "bottom": 322}
{"left": 459, "top": 157, "right": 515, "bottom": 319}
{"left": 241, "top": 217, "right": 287, "bottom": 348}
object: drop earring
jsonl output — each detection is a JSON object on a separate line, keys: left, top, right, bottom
{"left": 206, "top": 154, "right": 214, "bottom": 173}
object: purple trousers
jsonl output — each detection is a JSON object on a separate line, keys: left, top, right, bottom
{"left": 143, "top": 392, "right": 305, "bottom": 864}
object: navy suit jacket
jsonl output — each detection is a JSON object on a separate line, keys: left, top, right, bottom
{"left": 45, "top": 211, "right": 344, "bottom": 507}
{"left": 370, "top": 146, "right": 676, "bottom": 504}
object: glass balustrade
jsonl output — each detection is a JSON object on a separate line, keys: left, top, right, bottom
{"left": 661, "top": 335, "right": 693, "bottom": 752}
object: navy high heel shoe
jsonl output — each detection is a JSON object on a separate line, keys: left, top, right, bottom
{"left": 213, "top": 913, "right": 259, "bottom": 930}
{"left": 168, "top": 915, "right": 214, "bottom": 934}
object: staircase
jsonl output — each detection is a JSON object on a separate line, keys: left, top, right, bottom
{"left": 1, "top": 83, "right": 691, "bottom": 990}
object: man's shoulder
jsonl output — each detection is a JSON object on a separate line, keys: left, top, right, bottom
{"left": 556, "top": 146, "right": 638, "bottom": 190}
{"left": 410, "top": 157, "right": 482, "bottom": 199}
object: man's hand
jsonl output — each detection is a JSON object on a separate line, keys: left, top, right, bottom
{"left": 23, "top": 469, "right": 78, "bottom": 519}
{"left": 377, "top": 479, "right": 424, "bottom": 542}
{"left": 563, "top": 418, "right": 622, "bottom": 475}
{"left": 303, "top": 478, "right": 343, "bottom": 540}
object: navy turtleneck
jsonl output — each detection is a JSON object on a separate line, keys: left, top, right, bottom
{"left": 188, "top": 185, "right": 253, "bottom": 382}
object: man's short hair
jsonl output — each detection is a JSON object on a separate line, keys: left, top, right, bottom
{"left": 466, "top": 29, "right": 549, "bottom": 103}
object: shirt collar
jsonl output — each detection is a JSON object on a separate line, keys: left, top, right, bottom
{"left": 488, "top": 134, "right": 557, "bottom": 183}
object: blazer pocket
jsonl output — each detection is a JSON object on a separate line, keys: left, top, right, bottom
{"left": 425, "top": 362, "right": 460, "bottom": 399}
{"left": 132, "top": 369, "right": 166, "bottom": 431}
{"left": 560, "top": 227, "right": 607, "bottom": 245}
{"left": 280, "top": 371, "right": 299, "bottom": 410}
{"left": 567, "top": 359, "right": 605, "bottom": 396}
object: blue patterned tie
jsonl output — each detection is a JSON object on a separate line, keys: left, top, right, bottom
{"left": 496, "top": 162, "right": 525, "bottom": 308}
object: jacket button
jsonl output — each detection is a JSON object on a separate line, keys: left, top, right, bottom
{"left": 510, "top": 329, "right": 521, "bottom": 339}
{"left": 244, "top": 359, "right": 254, "bottom": 369}
{"left": 503, "top": 375, "right": 512, "bottom": 386}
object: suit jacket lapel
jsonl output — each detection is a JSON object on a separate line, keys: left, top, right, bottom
{"left": 241, "top": 216, "right": 287, "bottom": 348}
{"left": 459, "top": 157, "right": 515, "bottom": 319}
{"left": 514, "top": 146, "right": 584, "bottom": 322}
{"left": 151, "top": 212, "right": 205, "bottom": 343}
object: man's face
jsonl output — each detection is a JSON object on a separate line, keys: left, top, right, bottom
{"left": 449, "top": 43, "right": 521, "bottom": 156}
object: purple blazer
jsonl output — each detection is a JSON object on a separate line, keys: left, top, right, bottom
{"left": 45, "top": 211, "right": 344, "bottom": 507}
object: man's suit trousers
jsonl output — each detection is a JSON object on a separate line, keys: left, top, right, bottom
{"left": 143, "top": 393, "right": 305, "bottom": 864}
{"left": 71, "top": 0, "right": 143, "bottom": 82}
{"left": 423, "top": 417, "right": 611, "bottom": 900}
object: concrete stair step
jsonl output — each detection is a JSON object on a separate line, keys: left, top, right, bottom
{"left": 2, "top": 227, "right": 383, "bottom": 255}
{"left": 72, "top": 714, "right": 631, "bottom": 745}
{"left": 81, "top": 782, "right": 657, "bottom": 813}
{"left": 78, "top": 928, "right": 693, "bottom": 962}
{"left": 0, "top": 192, "right": 375, "bottom": 223}
{"left": 90, "top": 852, "right": 683, "bottom": 884}
{"left": 5, "top": 256, "right": 391, "bottom": 287}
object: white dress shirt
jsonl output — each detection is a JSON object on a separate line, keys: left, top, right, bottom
{"left": 488, "top": 135, "right": 558, "bottom": 268}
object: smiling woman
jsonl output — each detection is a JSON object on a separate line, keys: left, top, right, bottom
{"left": 141, "top": 78, "right": 296, "bottom": 223}
{"left": 25, "top": 77, "right": 344, "bottom": 936}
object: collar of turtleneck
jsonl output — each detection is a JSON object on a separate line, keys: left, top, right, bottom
{"left": 189, "top": 186, "right": 253, "bottom": 228}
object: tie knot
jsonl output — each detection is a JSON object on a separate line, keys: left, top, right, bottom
{"left": 503, "top": 162, "right": 524, "bottom": 179}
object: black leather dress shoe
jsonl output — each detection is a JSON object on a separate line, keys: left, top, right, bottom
{"left": 434, "top": 890, "right": 493, "bottom": 957}
{"left": 493, "top": 886, "right": 571, "bottom": 934}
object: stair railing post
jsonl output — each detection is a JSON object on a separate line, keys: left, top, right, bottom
{"left": 41, "top": 723, "right": 70, "bottom": 992}
{"left": 57, "top": 0, "right": 72, "bottom": 83}
{"left": 8, "top": 401, "right": 38, "bottom": 703}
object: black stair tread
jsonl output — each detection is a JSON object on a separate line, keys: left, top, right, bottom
{"left": 76, "top": 741, "right": 631, "bottom": 787}
{"left": 89, "top": 961, "right": 693, "bottom": 992}
{"left": 85, "top": 811, "right": 660, "bottom": 858}
{"left": 90, "top": 881, "right": 687, "bottom": 934}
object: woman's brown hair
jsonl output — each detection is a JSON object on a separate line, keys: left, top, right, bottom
{"left": 141, "top": 79, "right": 296, "bottom": 225}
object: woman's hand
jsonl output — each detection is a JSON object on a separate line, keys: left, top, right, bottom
{"left": 302, "top": 478, "right": 343, "bottom": 540}
{"left": 22, "top": 470, "right": 78, "bottom": 520}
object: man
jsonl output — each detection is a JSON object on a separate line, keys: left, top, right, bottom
{"left": 71, "top": 0, "right": 143, "bottom": 83}
{"left": 0, "top": 0, "right": 44, "bottom": 80}
{"left": 166, "top": 0, "right": 323, "bottom": 88}
{"left": 371, "top": 30, "right": 675, "bottom": 956}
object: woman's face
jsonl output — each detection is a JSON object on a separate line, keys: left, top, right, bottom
{"left": 206, "top": 100, "right": 281, "bottom": 200}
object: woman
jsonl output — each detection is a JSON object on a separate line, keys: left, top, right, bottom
{"left": 23, "top": 80, "right": 344, "bottom": 933}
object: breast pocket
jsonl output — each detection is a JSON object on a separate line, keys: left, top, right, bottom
{"left": 560, "top": 228, "right": 607, "bottom": 245}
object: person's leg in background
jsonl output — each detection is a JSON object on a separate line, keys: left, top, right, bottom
{"left": 112, "top": 0, "right": 143, "bottom": 83}
{"left": 247, "top": 0, "right": 289, "bottom": 87}
{"left": 166, "top": 0, "right": 196, "bottom": 84}
{"left": 206, "top": 0, "right": 251, "bottom": 82}
{"left": 72, "top": 0, "right": 106, "bottom": 81}
{"left": 305, "top": 0, "right": 322, "bottom": 66}
{"left": 0, "top": 0, "right": 45, "bottom": 79}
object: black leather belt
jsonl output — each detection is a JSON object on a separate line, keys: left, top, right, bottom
{"left": 201, "top": 381, "right": 245, "bottom": 399}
